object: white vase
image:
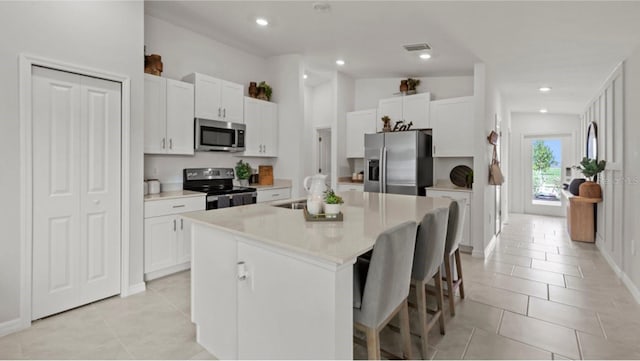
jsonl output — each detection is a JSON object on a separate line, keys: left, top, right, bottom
{"left": 323, "top": 203, "right": 341, "bottom": 216}
{"left": 307, "top": 199, "right": 323, "bottom": 215}
{"left": 239, "top": 179, "right": 249, "bottom": 186}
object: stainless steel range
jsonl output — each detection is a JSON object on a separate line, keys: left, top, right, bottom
{"left": 183, "top": 168, "right": 257, "bottom": 210}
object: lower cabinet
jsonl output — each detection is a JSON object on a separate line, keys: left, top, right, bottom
{"left": 256, "top": 187, "right": 291, "bottom": 203}
{"left": 144, "top": 195, "right": 205, "bottom": 280}
{"left": 425, "top": 189, "right": 472, "bottom": 248}
{"left": 336, "top": 183, "right": 364, "bottom": 192}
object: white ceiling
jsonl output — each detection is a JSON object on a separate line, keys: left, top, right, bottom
{"left": 145, "top": 1, "right": 640, "bottom": 114}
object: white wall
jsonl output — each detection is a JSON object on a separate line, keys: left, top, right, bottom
{"left": 354, "top": 76, "right": 474, "bottom": 110}
{"left": 143, "top": 15, "right": 275, "bottom": 186}
{"left": 335, "top": 72, "right": 356, "bottom": 186}
{"left": 508, "top": 113, "right": 582, "bottom": 214}
{"left": 309, "top": 81, "right": 334, "bottom": 128}
{"left": 0, "top": 1, "right": 144, "bottom": 332}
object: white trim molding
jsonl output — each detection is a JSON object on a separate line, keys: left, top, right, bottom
{"left": 125, "top": 282, "right": 147, "bottom": 297}
{"left": 473, "top": 234, "right": 497, "bottom": 258}
{"left": 596, "top": 239, "right": 640, "bottom": 304}
{"left": 0, "top": 318, "right": 24, "bottom": 338}
{"left": 18, "top": 54, "right": 134, "bottom": 330}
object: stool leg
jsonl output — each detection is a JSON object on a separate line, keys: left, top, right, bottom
{"left": 434, "top": 269, "right": 446, "bottom": 335}
{"left": 454, "top": 249, "right": 465, "bottom": 299}
{"left": 399, "top": 299, "right": 413, "bottom": 360}
{"left": 444, "top": 254, "right": 456, "bottom": 316}
{"left": 365, "top": 326, "right": 381, "bottom": 360}
{"left": 415, "top": 280, "right": 430, "bottom": 359}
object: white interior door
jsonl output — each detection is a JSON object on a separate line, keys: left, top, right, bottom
{"left": 32, "top": 66, "right": 121, "bottom": 319}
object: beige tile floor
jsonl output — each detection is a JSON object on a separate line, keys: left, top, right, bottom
{"left": 1, "top": 213, "right": 639, "bottom": 360}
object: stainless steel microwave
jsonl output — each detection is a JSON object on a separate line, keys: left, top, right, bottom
{"left": 195, "top": 118, "right": 245, "bottom": 152}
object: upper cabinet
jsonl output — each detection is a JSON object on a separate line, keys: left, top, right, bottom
{"left": 183, "top": 72, "right": 244, "bottom": 123}
{"left": 144, "top": 74, "right": 194, "bottom": 155}
{"left": 430, "top": 96, "right": 474, "bottom": 157}
{"left": 376, "top": 92, "right": 431, "bottom": 132}
{"left": 346, "top": 109, "right": 377, "bottom": 158}
{"left": 242, "top": 97, "right": 278, "bottom": 157}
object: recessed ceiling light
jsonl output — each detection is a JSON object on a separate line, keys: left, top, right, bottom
{"left": 255, "top": 18, "right": 269, "bottom": 26}
{"left": 336, "top": 59, "right": 345, "bottom": 66}
{"left": 419, "top": 53, "right": 432, "bottom": 60}
{"left": 303, "top": 74, "right": 308, "bottom": 79}
{"left": 539, "top": 86, "right": 552, "bottom": 92}
{"left": 540, "top": 108, "right": 548, "bottom": 113}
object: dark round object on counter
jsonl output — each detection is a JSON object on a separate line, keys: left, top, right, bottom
{"left": 569, "top": 178, "right": 586, "bottom": 196}
{"left": 450, "top": 165, "right": 473, "bottom": 188}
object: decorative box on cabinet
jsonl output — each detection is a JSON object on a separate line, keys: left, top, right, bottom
{"left": 144, "top": 193, "right": 205, "bottom": 280}
{"left": 376, "top": 92, "right": 431, "bottom": 132}
{"left": 346, "top": 109, "right": 376, "bottom": 158}
{"left": 425, "top": 188, "right": 472, "bottom": 249}
{"left": 183, "top": 72, "right": 244, "bottom": 123}
{"left": 242, "top": 97, "right": 278, "bottom": 157}
{"left": 144, "top": 74, "right": 194, "bottom": 155}
{"left": 430, "top": 96, "right": 474, "bottom": 157}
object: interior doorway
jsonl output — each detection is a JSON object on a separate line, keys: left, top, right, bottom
{"left": 315, "top": 128, "right": 332, "bottom": 182}
{"left": 523, "top": 134, "right": 573, "bottom": 217}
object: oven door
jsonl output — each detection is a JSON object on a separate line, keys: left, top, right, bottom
{"left": 195, "top": 118, "right": 245, "bottom": 152}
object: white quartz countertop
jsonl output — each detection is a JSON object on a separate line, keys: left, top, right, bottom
{"left": 249, "top": 179, "right": 292, "bottom": 190}
{"left": 144, "top": 190, "right": 206, "bottom": 201}
{"left": 427, "top": 183, "right": 473, "bottom": 193}
{"left": 183, "top": 191, "right": 451, "bottom": 265}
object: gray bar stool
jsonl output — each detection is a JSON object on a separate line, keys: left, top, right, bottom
{"left": 410, "top": 207, "right": 449, "bottom": 359}
{"left": 353, "top": 221, "right": 417, "bottom": 360}
{"left": 443, "top": 199, "right": 467, "bottom": 316}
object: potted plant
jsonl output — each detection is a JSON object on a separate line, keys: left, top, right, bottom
{"left": 323, "top": 188, "right": 344, "bottom": 217}
{"left": 574, "top": 157, "right": 606, "bottom": 198}
{"left": 257, "top": 81, "right": 272, "bottom": 101}
{"left": 381, "top": 116, "right": 392, "bottom": 132}
{"left": 235, "top": 160, "right": 252, "bottom": 186}
{"left": 406, "top": 78, "right": 420, "bottom": 92}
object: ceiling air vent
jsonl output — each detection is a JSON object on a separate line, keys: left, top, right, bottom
{"left": 403, "top": 43, "right": 432, "bottom": 52}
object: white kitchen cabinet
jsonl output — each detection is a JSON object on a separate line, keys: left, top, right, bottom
{"left": 144, "top": 74, "right": 194, "bottom": 155}
{"left": 425, "top": 188, "right": 472, "bottom": 248}
{"left": 376, "top": 92, "right": 431, "bottom": 132}
{"left": 346, "top": 109, "right": 376, "bottom": 158}
{"left": 183, "top": 72, "right": 244, "bottom": 123}
{"left": 431, "top": 96, "right": 474, "bottom": 157}
{"left": 242, "top": 97, "right": 278, "bottom": 157}
{"left": 256, "top": 187, "right": 291, "bottom": 203}
{"left": 144, "top": 195, "right": 205, "bottom": 280}
{"left": 337, "top": 183, "right": 364, "bottom": 193}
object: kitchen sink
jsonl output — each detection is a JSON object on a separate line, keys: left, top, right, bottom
{"left": 272, "top": 201, "right": 306, "bottom": 210}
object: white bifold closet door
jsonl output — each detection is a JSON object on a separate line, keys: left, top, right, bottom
{"left": 32, "top": 66, "right": 121, "bottom": 320}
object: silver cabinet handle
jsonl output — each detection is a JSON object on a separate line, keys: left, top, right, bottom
{"left": 162, "top": 138, "right": 166, "bottom": 149}
{"left": 237, "top": 261, "right": 247, "bottom": 281}
{"left": 169, "top": 139, "right": 173, "bottom": 149}
{"left": 173, "top": 219, "right": 176, "bottom": 231}
{"left": 180, "top": 218, "right": 184, "bottom": 230}
{"left": 223, "top": 108, "right": 226, "bottom": 118}
{"left": 272, "top": 193, "right": 280, "bottom": 197}
{"left": 172, "top": 204, "right": 185, "bottom": 208}
{"left": 433, "top": 145, "right": 436, "bottom": 155}
{"left": 218, "top": 107, "right": 221, "bottom": 117}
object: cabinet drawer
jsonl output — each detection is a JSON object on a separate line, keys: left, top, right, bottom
{"left": 257, "top": 188, "right": 291, "bottom": 203}
{"left": 145, "top": 196, "right": 205, "bottom": 218}
{"left": 337, "top": 184, "right": 364, "bottom": 193}
{"left": 425, "top": 189, "right": 471, "bottom": 204}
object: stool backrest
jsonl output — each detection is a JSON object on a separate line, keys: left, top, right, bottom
{"left": 411, "top": 207, "right": 450, "bottom": 281}
{"left": 444, "top": 199, "right": 467, "bottom": 256}
{"left": 359, "top": 221, "right": 417, "bottom": 327}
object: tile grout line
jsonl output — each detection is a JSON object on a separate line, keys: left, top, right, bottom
{"left": 460, "top": 327, "right": 476, "bottom": 359}
{"left": 574, "top": 329, "right": 584, "bottom": 360}
{"left": 496, "top": 309, "right": 505, "bottom": 334}
{"left": 526, "top": 296, "right": 531, "bottom": 316}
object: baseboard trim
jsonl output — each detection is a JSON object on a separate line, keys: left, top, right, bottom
{"left": 144, "top": 262, "right": 190, "bottom": 282}
{"left": 596, "top": 240, "right": 640, "bottom": 304}
{"left": 472, "top": 235, "right": 497, "bottom": 258}
{"left": 0, "top": 318, "right": 25, "bottom": 338}
{"left": 123, "top": 282, "right": 146, "bottom": 297}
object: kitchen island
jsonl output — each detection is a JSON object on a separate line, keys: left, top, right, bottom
{"left": 183, "top": 190, "right": 451, "bottom": 359}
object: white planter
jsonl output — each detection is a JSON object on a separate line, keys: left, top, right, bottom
{"left": 323, "top": 203, "right": 342, "bottom": 215}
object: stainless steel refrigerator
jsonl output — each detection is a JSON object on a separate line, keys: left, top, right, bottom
{"left": 364, "top": 130, "right": 433, "bottom": 196}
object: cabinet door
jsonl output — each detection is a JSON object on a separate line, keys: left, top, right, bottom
{"left": 242, "top": 97, "right": 262, "bottom": 156}
{"left": 176, "top": 216, "right": 191, "bottom": 264}
{"left": 144, "top": 74, "right": 167, "bottom": 154}
{"left": 261, "top": 101, "right": 278, "bottom": 157}
{"left": 377, "top": 97, "right": 402, "bottom": 132}
{"left": 431, "top": 96, "right": 474, "bottom": 157}
{"left": 346, "top": 109, "right": 376, "bottom": 158}
{"left": 221, "top": 81, "right": 244, "bottom": 123}
{"left": 166, "top": 79, "right": 194, "bottom": 155}
{"left": 144, "top": 215, "right": 177, "bottom": 273}
{"left": 194, "top": 74, "right": 222, "bottom": 120}
{"left": 402, "top": 92, "right": 430, "bottom": 129}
